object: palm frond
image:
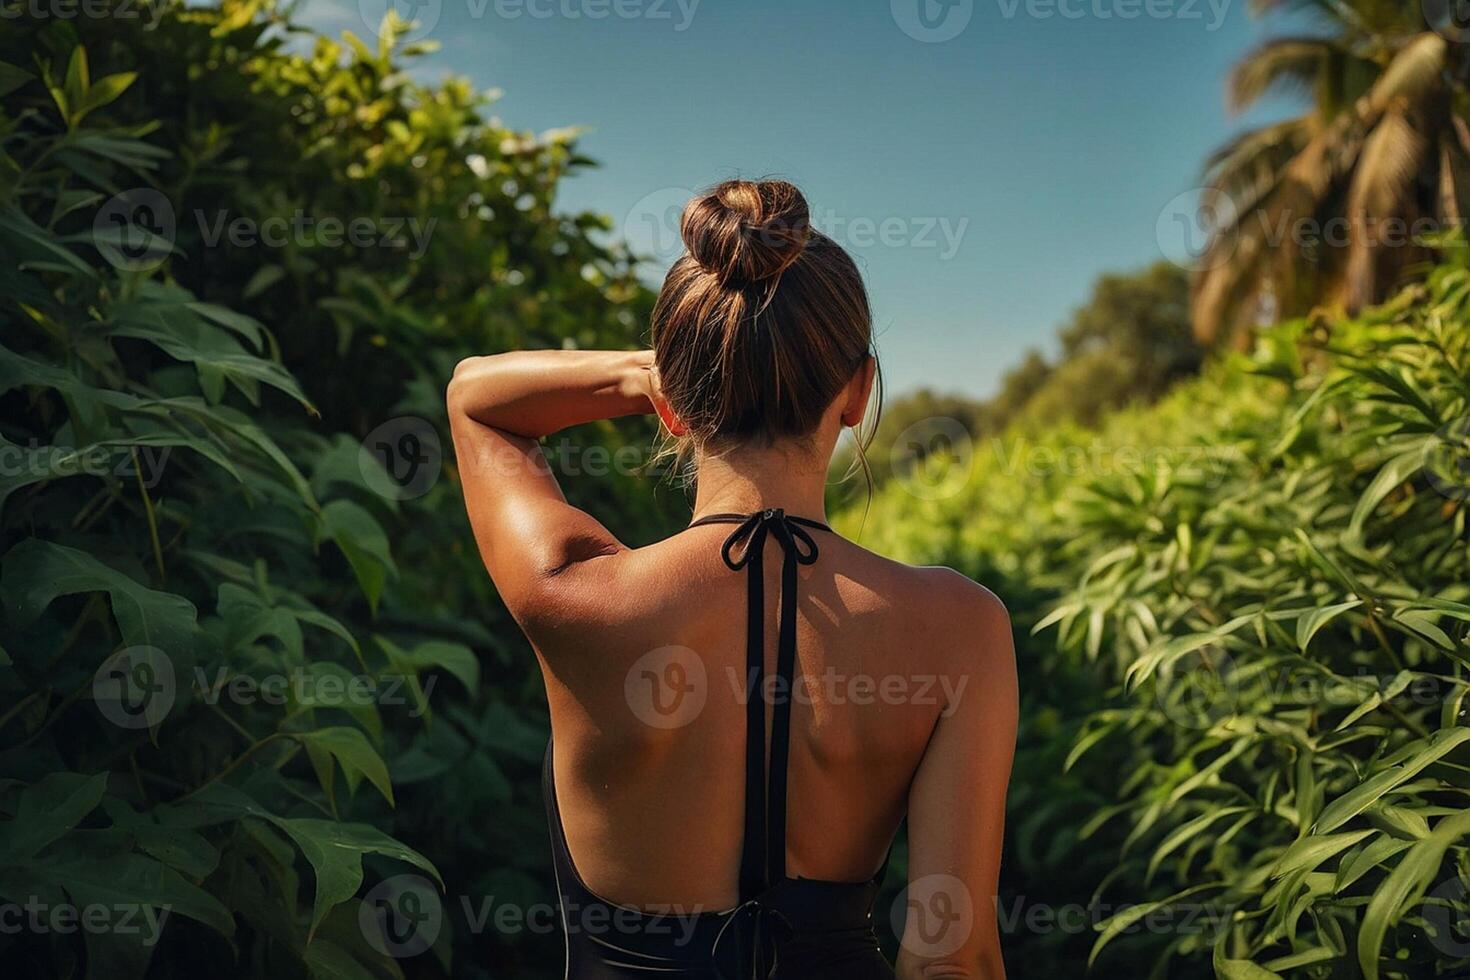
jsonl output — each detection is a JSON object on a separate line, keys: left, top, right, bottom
{"left": 1203, "top": 118, "right": 1315, "bottom": 222}
{"left": 1364, "top": 32, "right": 1447, "bottom": 114}
{"left": 1342, "top": 109, "right": 1429, "bottom": 308}
{"left": 1228, "top": 37, "right": 1339, "bottom": 113}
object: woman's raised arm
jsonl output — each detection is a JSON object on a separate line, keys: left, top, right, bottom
{"left": 445, "top": 349, "right": 656, "bottom": 619}
{"left": 448, "top": 349, "right": 656, "bottom": 438}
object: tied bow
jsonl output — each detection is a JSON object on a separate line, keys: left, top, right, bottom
{"left": 716, "top": 508, "right": 823, "bottom": 572}
{"left": 711, "top": 898, "right": 795, "bottom": 980}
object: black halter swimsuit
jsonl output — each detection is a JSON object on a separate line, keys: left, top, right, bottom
{"left": 542, "top": 509, "right": 895, "bottom": 978}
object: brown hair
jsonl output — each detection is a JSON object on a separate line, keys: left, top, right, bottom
{"left": 650, "top": 180, "right": 878, "bottom": 456}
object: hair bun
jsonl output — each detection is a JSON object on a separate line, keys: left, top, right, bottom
{"left": 680, "top": 180, "right": 812, "bottom": 287}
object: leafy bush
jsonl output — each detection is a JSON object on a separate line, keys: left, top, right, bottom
{"left": 0, "top": 3, "right": 659, "bottom": 977}
{"left": 845, "top": 250, "right": 1470, "bottom": 976}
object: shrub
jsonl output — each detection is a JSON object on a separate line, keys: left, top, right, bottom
{"left": 846, "top": 249, "right": 1470, "bottom": 977}
{"left": 0, "top": 3, "right": 658, "bottom": 977}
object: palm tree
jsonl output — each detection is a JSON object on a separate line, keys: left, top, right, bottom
{"left": 1194, "top": 0, "right": 1470, "bottom": 347}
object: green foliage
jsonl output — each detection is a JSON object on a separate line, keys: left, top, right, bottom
{"left": 851, "top": 261, "right": 1201, "bottom": 492}
{"left": 0, "top": 2, "right": 659, "bottom": 977}
{"left": 4, "top": 3, "right": 1465, "bottom": 980}
{"left": 843, "top": 253, "right": 1470, "bottom": 976}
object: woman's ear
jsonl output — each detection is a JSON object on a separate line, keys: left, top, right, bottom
{"left": 652, "top": 391, "right": 688, "bottom": 437}
{"left": 840, "top": 355, "right": 877, "bottom": 427}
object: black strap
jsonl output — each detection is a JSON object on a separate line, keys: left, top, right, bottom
{"left": 689, "top": 509, "right": 828, "bottom": 900}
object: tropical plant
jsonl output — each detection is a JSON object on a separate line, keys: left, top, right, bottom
{"left": 0, "top": 3, "right": 658, "bottom": 977}
{"left": 846, "top": 246, "right": 1470, "bottom": 977}
{"left": 1194, "top": 0, "right": 1470, "bottom": 347}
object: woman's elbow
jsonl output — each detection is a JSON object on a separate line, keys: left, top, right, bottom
{"left": 446, "top": 355, "right": 495, "bottom": 414}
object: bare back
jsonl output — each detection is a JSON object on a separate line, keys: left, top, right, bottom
{"left": 447, "top": 346, "right": 1016, "bottom": 977}
{"left": 529, "top": 520, "right": 991, "bottom": 910}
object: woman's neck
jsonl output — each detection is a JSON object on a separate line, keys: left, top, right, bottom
{"left": 690, "top": 442, "right": 832, "bottom": 522}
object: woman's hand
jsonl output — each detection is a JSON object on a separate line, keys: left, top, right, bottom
{"left": 619, "top": 349, "right": 659, "bottom": 407}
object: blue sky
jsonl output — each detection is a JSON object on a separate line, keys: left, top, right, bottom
{"left": 301, "top": 0, "right": 1311, "bottom": 398}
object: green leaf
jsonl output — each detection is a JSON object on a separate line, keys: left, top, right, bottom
{"left": 320, "top": 501, "right": 397, "bottom": 613}
{"left": 108, "top": 296, "right": 314, "bottom": 411}
{"left": 291, "top": 727, "right": 394, "bottom": 807}
{"left": 0, "top": 431, "right": 229, "bottom": 513}
{"left": 1147, "top": 806, "right": 1250, "bottom": 881}
{"left": 1336, "top": 834, "right": 1413, "bottom": 892}
{"left": 1315, "top": 728, "right": 1470, "bottom": 834}
{"left": 1294, "top": 599, "right": 1362, "bottom": 652}
{"left": 101, "top": 798, "right": 220, "bottom": 879}
{"left": 399, "top": 641, "right": 478, "bottom": 696}
{"left": 75, "top": 71, "right": 137, "bottom": 121}
{"left": 1352, "top": 364, "right": 1443, "bottom": 428}
{"left": 1215, "top": 958, "right": 1282, "bottom": 980}
{"left": 0, "top": 60, "right": 34, "bottom": 98}
{"left": 0, "top": 772, "right": 107, "bottom": 859}
{"left": 63, "top": 46, "right": 89, "bottom": 101}
{"left": 1294, "top": 530, "right": 1368, "bottom": 598}
{"left": 1348, "top": 448, "right": 1426, "bottom": 539}
{"left": 1358, "top": 810, "right": 1470, "bottom": 980}
{"left": 2, "top": 539, "right": 198, "bottom": 650}
{"left": 1063, "top": 721, "right": 1118, "bottom": 773}
{"left": 274, "top": 818, "right": 440, "bottom": 940}
{"left": 0, "top": 206, "right": 97, "bottom": 278}
{"left": 1269, "top": 830, "right": 1376, "bottom": 880}
{"left": 0, "top": 831, "right": 234, "bottom": 940}
{"left": 217, "top": 582, "right": 304, "bottom": 660}
{"left": 1090, "top": 883, "right": 1221, "bottom": 966}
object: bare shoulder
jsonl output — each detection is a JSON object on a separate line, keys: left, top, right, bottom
{"left": 913, "top": 564, "right": 1007, "bottom": 620}
{"left": 835, "top": 543, "right": 1014, "bottom": 673}
{"left": 912, "top": 565, "right": 1012, "bottom": 662}
{"left": 837, "top": 538, "right": 1007, "bottom": 622}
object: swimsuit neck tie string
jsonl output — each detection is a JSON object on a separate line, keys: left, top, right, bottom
{"left": 716, "top": 508, "right": 822, "bottom": 571}
{"left": 687, "top": 509, "right": 831, "bottom": 901}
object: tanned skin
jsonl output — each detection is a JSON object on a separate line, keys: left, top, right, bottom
{"left": 447, "top": 349, "right": 1016, "bottom": 979}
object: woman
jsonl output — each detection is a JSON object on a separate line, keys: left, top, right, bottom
{"left": 448, "top": 180, "right": 1016, "bottom": 979}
